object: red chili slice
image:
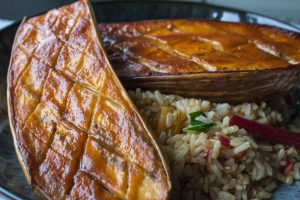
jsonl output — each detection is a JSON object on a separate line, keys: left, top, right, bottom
{"left": 230, "top": 115, "right": 300, "bottom": 149}
{"left": 281, "top": 160, "right": 294, "bottom": 175}
{"left": 219, "top": 136, "right": 231, "bottom": 147}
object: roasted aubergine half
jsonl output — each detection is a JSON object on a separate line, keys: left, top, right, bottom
{"left": 7, "top": 0, "right": 171, "bottom": 199}
{"left": 99, "top": 20, "right": 300, "bottom": 102}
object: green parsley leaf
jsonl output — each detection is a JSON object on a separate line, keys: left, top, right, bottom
{"left": 292, "top": 157, "right": 300, "bottom": 163}
{"left": 189, "top": 111, "right": 206, "bottom": 122}
{"left": 183, "top": 111, "right": 215, "bottom": 133}
{"left": 183, "top": 122, "right": 216, "bottom": 132}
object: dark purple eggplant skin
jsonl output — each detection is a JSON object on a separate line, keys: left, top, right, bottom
{"left": 121, "top": 66, "right": 300, "bottom": 103}
{"left": 98, "top": 19, "right": 300, "bottom": 103}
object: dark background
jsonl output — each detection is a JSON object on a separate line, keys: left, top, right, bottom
{"left": 0, "top": 0, "right": 74, "bottom": 20}
{"left": 0, "top": 0, "right": 299, "bottom": 28}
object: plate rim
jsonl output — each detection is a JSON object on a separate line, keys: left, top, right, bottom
{"left": 1, "top": 1, "right": 300, "bottom": 200}
{"left": 0, "top": 0, "right": 299, "bottom": 33}
{"left": 93, "top": 0, "right": 300, "bottom": 31}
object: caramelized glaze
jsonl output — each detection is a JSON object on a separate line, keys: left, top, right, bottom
{"left": 99, "top": 19, "right": 300, "bottom": 77}
{"left": 7, "top": 0, "right": 170, "bottom": 199}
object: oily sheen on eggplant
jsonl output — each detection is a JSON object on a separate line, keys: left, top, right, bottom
{"left": 7, "top": 0, "right": 171, "bottom": 199}
{"left": 99, "top": 20, "right": 300, "bottom": 102}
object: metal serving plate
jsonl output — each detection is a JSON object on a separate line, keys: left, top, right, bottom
{"left": 0, "top": 1, "right": 299, "bottom": 199}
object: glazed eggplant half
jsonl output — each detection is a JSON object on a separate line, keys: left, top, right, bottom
{"left": 7, "top": 0, "right": 171, "bottom": 199}
{"left": 99, "top": 20, "right": 300, "bottom": 102}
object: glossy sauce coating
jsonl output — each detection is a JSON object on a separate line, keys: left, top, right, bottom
{"left": 7, "top": 0, "right": 170, "bottom": 199}
{"left": 99, "top": 19, "right": 300, "bottom": 77}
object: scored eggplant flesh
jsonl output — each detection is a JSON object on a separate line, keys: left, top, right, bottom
{"left": 7, "top": 0, "right": 171, "bottom": 199}
{"left": 99, "top": 20, "right": 300, "bottom": 102}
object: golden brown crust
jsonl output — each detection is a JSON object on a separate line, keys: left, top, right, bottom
{"left": 7, "top": 0, "right": 171, "bottom": 199}
{"left": 99, "top": 19, "right": 300, "bottom": 75}
{"left": 99, "top": 19, "right": 300, "bottom": 102}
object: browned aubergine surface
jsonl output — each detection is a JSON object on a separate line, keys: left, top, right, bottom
{"left": 7, "top": 0, "right": 171, "bottom": 199}
{"left": 99, "top": 19, "right": 300, "bottom": 75}
{"left": 99, "top": 20, "right": 300, "bottom": 102}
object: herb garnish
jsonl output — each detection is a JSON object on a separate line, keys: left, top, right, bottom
{"left": 292, "top": 157, "right": 300, "bottom": 163}
{"left": 183, "top": 111, "right": 216, "bottom": 132}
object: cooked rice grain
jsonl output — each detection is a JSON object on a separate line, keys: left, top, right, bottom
{"left": 129, "top": 89, "right": 300, "bottom": 200}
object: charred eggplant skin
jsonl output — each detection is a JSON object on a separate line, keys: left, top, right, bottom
{"left": 7, "top": 1, "right": 171, "bottom": 199}
{"left": 99, "top": 20, "right": 300, "bottom": 102}
{"left": 122, "top": 67, "right": 300, "bottom": 103}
